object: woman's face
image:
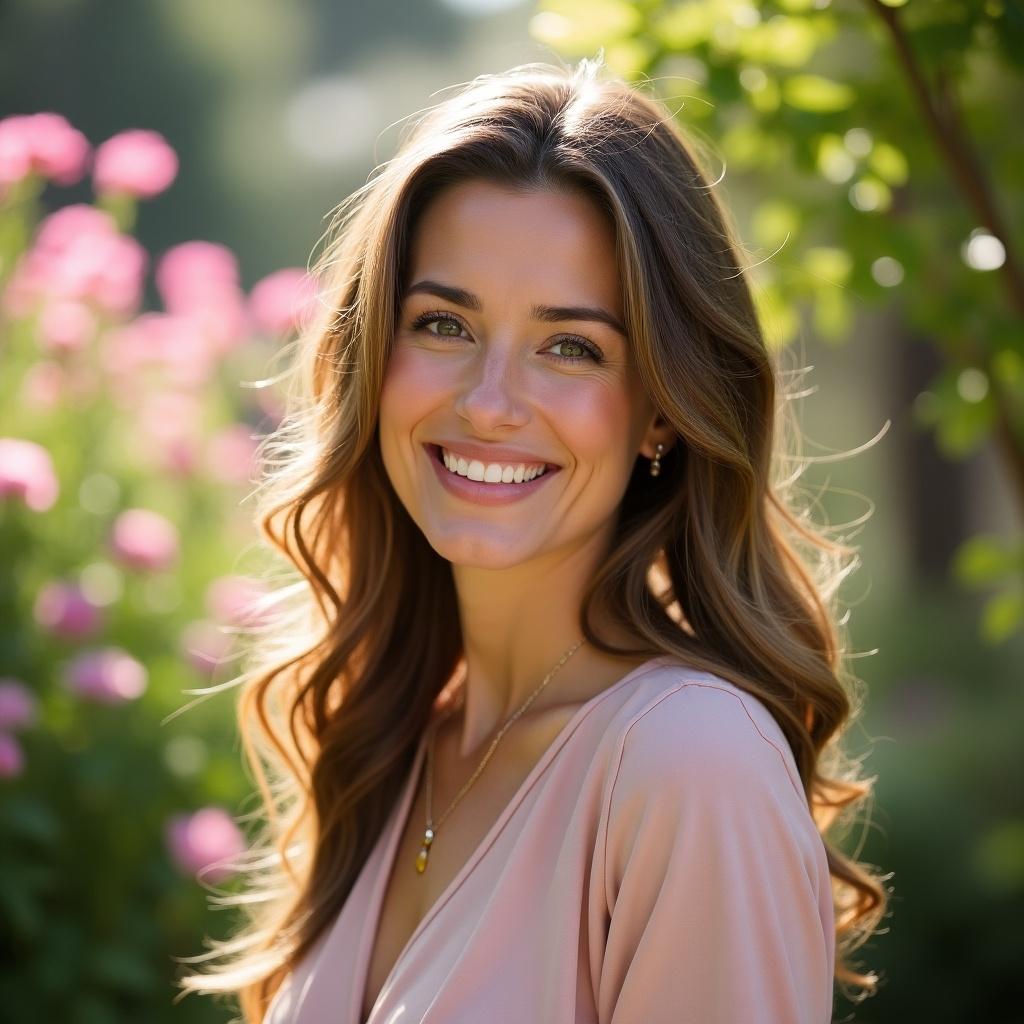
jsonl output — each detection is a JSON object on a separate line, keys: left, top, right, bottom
{"left": 378, "top": 178, "right": 659, "bottom": 570}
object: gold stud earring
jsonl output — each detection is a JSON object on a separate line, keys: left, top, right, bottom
{"left": 650, "top": 442, "right": 664, "bottom": 477}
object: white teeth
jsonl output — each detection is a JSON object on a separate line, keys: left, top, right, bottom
{"left": 439, "top": 447, "right": 547, "bottom": 485}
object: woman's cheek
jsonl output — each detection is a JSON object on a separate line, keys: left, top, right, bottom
{"left": 384, "top": 344, "right": 452, "bottom": 408}
{"left": 381, "top": 346, "right": 438, "bottom": 426}
{"left": 548, "top": 377, "right": 632, "bottom": 464}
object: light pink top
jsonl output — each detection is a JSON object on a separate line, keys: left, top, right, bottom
{"left": 264, "top": 656, "right": 836, "bottom": 1023}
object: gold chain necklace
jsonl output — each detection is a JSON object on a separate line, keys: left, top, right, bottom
{"left": 415, "top": 638, "right": 587, "bottom": 874}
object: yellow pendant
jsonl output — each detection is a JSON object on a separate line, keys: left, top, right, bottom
{"left": 415, "top": 827, "right": 434, "bottom": 874}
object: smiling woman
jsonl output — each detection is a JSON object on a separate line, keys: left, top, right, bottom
{"left": 175, "top": 55, "right": 888, "bottom": 1024}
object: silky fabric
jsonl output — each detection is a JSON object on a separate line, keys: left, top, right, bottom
{"left": 263, "top": 655, "right": 836, "bottom": 1023}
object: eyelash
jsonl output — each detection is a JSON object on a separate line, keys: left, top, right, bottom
{"left": 409, "top": 310, "right": 604, "bottom": 365}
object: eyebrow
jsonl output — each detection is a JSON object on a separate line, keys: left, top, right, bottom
{"left": 404, "top": 279, "right": 628, "bottom": 338}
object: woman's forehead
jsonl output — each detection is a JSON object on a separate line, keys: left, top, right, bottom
{"left": 406, "top": 180, "right": 622, "bottom": 317}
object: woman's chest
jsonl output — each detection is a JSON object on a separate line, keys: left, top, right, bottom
{"left": 360, "top": 709, "right": 581, "bottom": 1022}
{"left": 360, "top": 798, "right": 482, "bottom": 1021}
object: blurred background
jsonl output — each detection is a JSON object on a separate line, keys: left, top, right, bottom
{"left": 1, "top": 0, "right": 1021, "bottom": 1021}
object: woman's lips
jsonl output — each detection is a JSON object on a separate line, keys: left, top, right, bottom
{"left": 424, "top": 443, "right": 559, "bottom": 506}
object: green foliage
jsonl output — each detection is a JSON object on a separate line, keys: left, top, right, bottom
{"left": 954, "top": 533, "right": 1024, "bottom": 641}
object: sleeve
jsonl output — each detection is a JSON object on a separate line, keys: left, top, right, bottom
{"left": 596, "top": 683, "right": 836, "bottom": 1024}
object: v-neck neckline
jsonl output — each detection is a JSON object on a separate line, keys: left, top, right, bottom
{"left": 351, "top": 653, "right": 675, "bottom": 1024}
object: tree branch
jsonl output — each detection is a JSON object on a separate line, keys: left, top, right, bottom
{"left": 867, "top": 0, "right": 1024, "bottom": 519}
{"left": 868, "top": 0, "right": 1024, "bottom": 312}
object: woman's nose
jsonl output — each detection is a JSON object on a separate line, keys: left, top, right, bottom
{"left": 452, "top": 344, "right": 529, "bottom": 432}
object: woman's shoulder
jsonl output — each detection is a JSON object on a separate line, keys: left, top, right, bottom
{"left": 598, "top": 657, "right": 805, "bottom": 805}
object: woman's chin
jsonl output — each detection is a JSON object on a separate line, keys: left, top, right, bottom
{"left": 427, "top": 529, "right": 540, "bottom": 570}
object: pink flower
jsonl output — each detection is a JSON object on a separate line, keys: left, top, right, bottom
{"left": 155, "top": 242, "right": 248, "bottom": 354}
{"left": 156, "top": 241, "right": 239, "bottom": 304}
{"left": 205, "top": 574, "right": 272, "bottom": 628}
{"left": 129, "top": 390, "right": 203, "bottom": 476}
{"left": 0, "top": 733, "right": 25, "bottom": 779}
{"left": 38, "top": 299, "right": 97, "bottom": 353}
{"left": 93, "top": 129, "right": 178, "bottom": 200}
{"left": 0, "top": 113, "right": 90, "bottom": 190}
{"left": 248, "top": 268, "right": 319, "bottom": 337}
{"left": 33, "top": 580, "right": 103, "bottom": 638}
{"left": 63, "top": 647, "right": 147, "bottom": 703}
{"left": 100, "top": 313, "right": 218, "bottom": 395}
{"left": 205, "top": 423, "right": 260, "bottom": 485}
{"left": 152, "top": 432, "right": 199, "bottom": 477}
{"left": 4, "top": 204, "right": 148, "bottom": 320}
{"left": 0, "top": 438, "right": 59, "bottom": 512}
{"left": 0, "top": 679, "right": 38, "bottom": 731}
{"left": 179, "top": 620, "right": 234, "bottom": 674}
{"left": 109, "top": 508, "right": 179, "bottom": 571}
{"left": 0, "top": 118, "right": 32, "bottom": 188}
{"left": 165, "top": 806, "right": 246, "bottom": 883}
{"left": 36, "top": 204, "right": 116, "bottom": 250}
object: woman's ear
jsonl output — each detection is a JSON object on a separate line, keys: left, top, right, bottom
{"left": 639, "top": 414, "right": 677, "bottom": 461}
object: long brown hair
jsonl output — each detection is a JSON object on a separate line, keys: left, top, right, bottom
{"left": 175, "top": 55, "right": 889, "bottom": 1021}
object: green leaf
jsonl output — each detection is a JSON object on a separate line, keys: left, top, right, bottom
{"left": 804, "top": 246, "right": 853, "bottom": 285}
{"left": 750, "top": 278, "right": 799, "bottom": 350}
{"left": 869, "top": 141, "right": 909, "bottom": 185}
{"left": 920, "top": 363, "right": 1001, "bottom": 459}
{"left": 737, "top": 17, "right": 820, "bottom": 68}
{"left": 752, "top": 199, "right": 801, "bottom": 251}
{"left": 748, "top": 74, "right": 780, "bottom": 113}
{"left": 783, "top": 74, "right": 856, "bottom": 112}
{"left": 991, "top": 349, "right": 1024, "bottom": 387}
{"left": 652, "top": 2, "right": 712, "bottom": 49}
{"left": 813, "top": 287, "right": 852, "bottom": 341}
{"left": 531, "top": 0, "right": 641, "bottom": 54}
{"left": 953, "top": 534, "right": 1020, "bottom": 587}
{"left": 981, "top": 587, "right": 1024, "bottom": 643}
{"left": 935, "top": 393, "right": 997, "bottom": 457}
{"left": 707, "top": 63, "right": 743, "bottom": 104}
{"left": 604, "top": 37, "right": 657, "bottom": 78}
{"left": 720, "top": 122, "right": 783, "bottom": 170}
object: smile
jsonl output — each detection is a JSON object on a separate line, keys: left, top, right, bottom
{"left": 423, "top": 444, "right": 560, "bottom": 506}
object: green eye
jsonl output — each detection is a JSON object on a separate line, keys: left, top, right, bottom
{"left": 411, "top": 312, "right": 464, "bottom": 337}
{"left": 435, "top": 318, "right": 462, "bottom": 337}
{"left": 548, "top": 338, "right": 599, "bottom": 362}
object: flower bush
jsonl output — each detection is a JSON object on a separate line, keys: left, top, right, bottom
{"left": 0, "top": 112, "right": 318, "bottom": 1022}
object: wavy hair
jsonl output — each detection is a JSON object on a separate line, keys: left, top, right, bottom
{"left": 175, "top": 55, "right": 890, "bottom": 1022}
